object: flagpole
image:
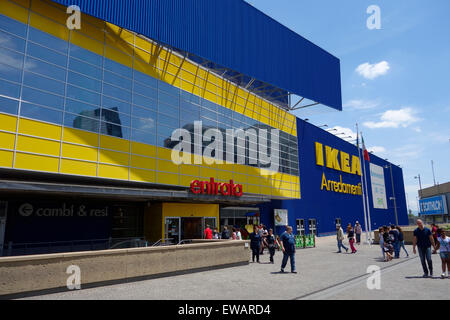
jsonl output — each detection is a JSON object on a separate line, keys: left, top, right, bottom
{"left": 356, "top": 123, "right": 370, "bottom": 245}
{"left": 361, "top": 132, "right": 373, "bottom": 245}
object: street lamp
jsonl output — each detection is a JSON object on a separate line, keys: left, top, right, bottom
{"left": 318, "top": 124, "right": 328, "bottom": 128}
{"left": 414, "top": 174, "right": 422, "bottom": 199}
{"left": 335, "top": 132, "right": 346, "bottom": 136}
{"left": 384, "top": 164, "right": 398, "bottom": 226}
{"left": 326, "top": 128, "right": 337, "bottom": 132}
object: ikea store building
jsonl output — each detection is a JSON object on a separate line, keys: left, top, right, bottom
{"left": 0, "top": 0, "right": 408, "bottom": 255}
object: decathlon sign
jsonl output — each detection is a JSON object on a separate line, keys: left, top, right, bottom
{"left": 190, "top": 178, "right": 243, "bottom": 197}
{"left": 419, "top": 195, "right": 448, "bottom": 216}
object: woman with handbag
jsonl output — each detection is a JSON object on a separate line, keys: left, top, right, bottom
{"left": 347, "top": 225, "right": 357, "bottom": 254}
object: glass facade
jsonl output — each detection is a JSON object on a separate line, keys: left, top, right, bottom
{"left": 0, "top": 0, "right": 300, "bottom": 199}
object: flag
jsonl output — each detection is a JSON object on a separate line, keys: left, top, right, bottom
{"left": 362, "top": 135, "right": 370, "bottom": 162}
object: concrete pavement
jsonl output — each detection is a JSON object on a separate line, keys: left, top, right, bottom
{"left": 20, "top": 235, "right": 449, "bottom": 300}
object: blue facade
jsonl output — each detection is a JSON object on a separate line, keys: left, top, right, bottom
{"left": 260, "top": 118, "right": 409, "bottom": 236}
{"left": 51, "top": 0, "right": 342, "bottom": 111}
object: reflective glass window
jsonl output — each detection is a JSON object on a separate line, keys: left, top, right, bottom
{"left": 0, "top": 29, "right": 26, "bottom": 52}
{"left": 158, "top": 91, "right": 178, "bottom": 106}
{"left": 201, "top": 99, "right": 217, "bottom": 111}
{"left": 67, "top": 85, "right": 101, "bottom": 106}
{"left": 68, "top": 57, "right": 102, "bottom": 80}
{"left": 68, "top": 71, "right": 102, "bottom": 92}
{"left": 103, "top": 83, "right": 131, "bottom": 102}
{"left": 0, "top": 46, "right": 24, "bottom": 69}
{"left": 25, "top": 56, "right": 65, "bottom": 81}
{"left": 100, "top": 121, "right": 129, "bottom": 139}
{"left": 28, "top": 27, "right": 68, "bottom": 54}
{"left": 158, "top": 102, "right": 179, "bottom": 117}
{"left": 133, "top": 93, "right": 156, "bottom": 110}
{"left": 27, "top": 42, "right": 67, "bottom": 67}
{"left": 64, "top": 112, "right": 99, "bottom": 133}
{"left": 104, "top": 58, "right": 132, "bottom": 79}
{"left": 0, "top": 62, "right": 21, "bottom": 83}
{"left": 133, "top": 82, "right": 157, "bottom": 100}
{"left": 132, "top": 129, "right": 156, "bottom": 145}
{"left": 104, "top": 70, "right": 132, "bottom": 91}
{"left": 0, "top": 78, "right": 20, "bottom": 98}
{"left": 65, "top": 99, "right": 100, "bottom": 117}
{"left": 0, "top": 95, "right": 18, "bottom": 115}
{"left": 180, "top": 100, "right": 199, "bottom": 116}
{"left": 180, "top": 90, "right": 200, "bottom": 105}
{"left": 200, "top": 107, "right": 217, "bottom": 121}
{"left": 21, "top": 102, "right": 63, "bottom": 125}
{"left": 0, "top": 14, "right": 27, "bottom": 38}
{"left": 157, "top": 124, "right": 177, "bottom": 138}
{"left": 134, "top": 70, "right": 157, "bottom": 89}
{"left": 158, "top": 113, "right": 179, "bottom": 128}
{"left": 131, "top": 116, "right": 156, "bottom": 133}
{"left": 102, "top": 96, "right": 131, "bottom": 115}
{"left": 22, "top": 87, "right": 64, "bottom": 110}
{"left": 132, "top": 105, "right": 157, "bottom": 122}
{"left": 156, "top": 135, "right": 172, "bottom": 148}
{"left": 101, "top": 108, "right": 130, "bottom": 127}
{"left": 158, "top": 80, "right": 179, "bottom": 96}
{"left": 23, "top": 72, "right": 65, "bottom": 95}
{"left": 69, "top": 44, "right": 103, "bottom": 67}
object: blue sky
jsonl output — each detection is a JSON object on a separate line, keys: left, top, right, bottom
{"left": 246, "top": 0, "right": 450, "bottom": 214}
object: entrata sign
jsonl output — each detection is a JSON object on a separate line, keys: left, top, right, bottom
{"left": 190, "top": 178, "right": 243, "bottom": 197}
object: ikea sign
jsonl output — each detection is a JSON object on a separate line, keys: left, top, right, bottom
{"left": 419, "top": 196, "right": 448, "bottom": 216}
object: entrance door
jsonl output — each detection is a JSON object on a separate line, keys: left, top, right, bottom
{"left": 0, "top": 201, "right": 7, "bottom": 256}
{"left": 296, "top": 219, "right": 305, "bottom": 236}
{"left": 181, "top": 217, "right": 202, "bottom": 241}
{"left": 308, "top": 219, "right": 317, "bottom": 236}
{"left": 203, "top": 217, "right": 217, "bottom": 234}
{"left": 165, "top": 217, "right": 180, "bottom": 244}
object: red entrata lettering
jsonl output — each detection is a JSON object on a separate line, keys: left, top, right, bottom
{"left": 190, "top": 178, "right": 243, "bottom": 197}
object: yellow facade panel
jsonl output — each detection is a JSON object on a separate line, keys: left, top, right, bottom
{"left": 0, "top": 132, "right": 15, "bottom": 150}
{"left": 0, "top": 114, "right": 17, "bottom": 133}
{"left": 157, "top": 147, "right": 173, "bottom": 161}
{"left": 29, "top": 13, "right": 69, "bottom": 41}
{"left": 79, "top": 20, "right": 106, "bottom": 43}
{"left": 180, "top": 175, "right": 196, "bottom": 187}
{"left": 16, "top": 135, "right": 60, "bottom": 157}
{"left": 131, "top": 154, "right": 156, "bottom": 170}
{"left": 11, "top": 0, "right": 30, "bottom": 9}
{"left": 247, "top": 185, "right": 260, "bottom": 194}
{"left": 105, "top": 45, "right": 133, "bottom": 69}
{"left": 180, "top": 164, "right": 200, "bottom": 177}
{"left": 130, "top": 168, "right": 156, "bottom": 183}
{"left": 63, "top": 127, "right": 99, "bottom": 147}
{"left": 247, "top": 175, "right": 260, "bottom": 185}
{"left": 200, "top": 167, "right": 217, "bottom": 179}
{"left": 15, "top": 152, "right": 59, "bottom": 172}
{"left": 100, "top": 135, "right": 130, "bottom": 153}
{"left": 31, "top": 0, "right": 66, "bottom": 25}
{"left": 261, "top": 186, "right": 272, "bottom": 196}
{"left": 70, "top": 31, "right": 104, "bottom": 56}
{"left": 99, "top": 149, "right": 129, "bottom": 166}
{"left": 233, "top": 173, "right": 247, "bottom": 184}
{"left": 98, "top": 164, "right": 129, "bottom": 180}
{"left": 60, "top": 159, "right": 97, "bottom": 177}
{"left": 19, "top": 118, "right": 61, "bottom": 140}
{"left": 0, "top": 0, "right": 29, "bottom": 24}
{"left": 157, "top": 172, "right": 179, "bottom": 185}
{"left": 157, "top": 159, "right": 179, "bottom": 174}
{"left": 131, "top": 141, "right": 156, "bottom": 158}
{"left": 62, "top": 143, "right": 98, "bottom": 162}
{"left": 134, "top": 57, "right": 159, "bottom": 79}
{"left": 0, "top": 150, "right": 13, "bottom": 168}
{"left": 218, "top": 170, "right": 233, "bottom": 181}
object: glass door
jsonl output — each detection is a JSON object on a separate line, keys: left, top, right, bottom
{"left": 165, "top": 217, "right": 180, "bottom": 244}
{"left": 296, "top": 219, "right": 305, "bottom": 236}
{"left": 308, "top": 219, "right": 317, "bottom": 236}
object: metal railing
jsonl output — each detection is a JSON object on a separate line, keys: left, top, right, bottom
{"left": 2, "top": 237, "right": 147, "bottom": 257}
{"left": 151, "top": 238, "right": 174, "bottom": 247}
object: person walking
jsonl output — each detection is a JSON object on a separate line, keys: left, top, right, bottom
{"left": 336, "top": 225, "right": 348, "bottom": 253}
{"left": 431, "top": 223, "right": 439, "bottom": 254}
{"left": 236, "top": 228, "right": 242, "bottom": 240}
{"left": 280, "top": 226, "right": 297, "bottom": 273}
{"left": 347, "top": 225, "right": 357, "bottom": 254}
{"left": 265, "top": 228, "right": 276, "bottom": 264}
{"left": 355, "top": 221, "right": 362, "bottom": 245}
{"left": 231, "top": 227, "right": 237, "bottom": 240}
{"left": 389, "top": 224, "right": 400, "bottom": 259}
{"left": 221, "top": 226, "right": 230, "bottom": 239}
{"left": 258, "top": 225, "right": 265, "bottom": 254}
{"left": 249, "top": 225, "right": 261, "bottom": 263}
{"left": 396, "top": 226, "right": 409, "bottom": 257}
{"left": 204, "top": 224, "right": 213, "bottom": 240}
{"left": 413, "top": 219, "right": 437, "bottom": 278}
{"left": 213, "top": 228, "right": 219, "bottom": 239}
{"left": 435, "top": 228, "right": 450, "bottom": 279}
{"left": 379, "top": 227, "right": 392, "bottom": 261}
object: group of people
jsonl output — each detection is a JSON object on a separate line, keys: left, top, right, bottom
{"left": 249, "top": 225, "right": 297, "bottom": 273}
{"left": 203, "top": 225, "right": 243, "bottom": 240}
{"left": 336, "top": 221, "right": 362, "bottom": 254}
{"left": 378, "top": 225, "right": 408, "bottom": 261}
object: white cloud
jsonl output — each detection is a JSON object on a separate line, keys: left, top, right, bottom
{"left": 356, "top": 61, "right": 390, "bottom": 80}
{"left": 344, "top": 99, "right": 380, "bottom": 110}
{"left": 367, "top": 146, "right": 386, "bottom": 154}
{"left": 363, "top": 107, "right": 420, "bottom": 129}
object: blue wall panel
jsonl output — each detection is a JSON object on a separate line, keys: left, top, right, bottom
{"left": 260, "top": 118, "right": 409, "bottom": 236}
{"left": 51, "top": 0, "right": 342, "bottom": 110}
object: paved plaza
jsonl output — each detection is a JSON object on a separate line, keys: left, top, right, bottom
{"left": 21, "top": 235, "right": 449, "bottom": 300}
